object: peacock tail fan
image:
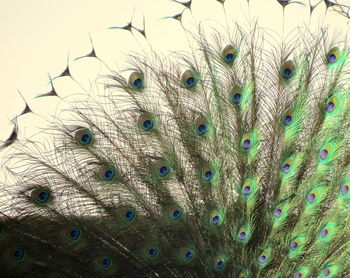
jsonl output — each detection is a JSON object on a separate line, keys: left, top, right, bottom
{"left": 1, "top": 0, "right": 350, "bottom": 277}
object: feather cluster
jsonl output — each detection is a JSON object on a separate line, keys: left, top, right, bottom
{"left": 1, "top": 0, "right": 350, "bottom": 277}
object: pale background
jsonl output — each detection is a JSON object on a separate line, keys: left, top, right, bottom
{"left": 0, "top": 0, "right": 348, "bottom": 145}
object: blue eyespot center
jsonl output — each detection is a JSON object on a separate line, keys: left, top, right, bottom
{"left": 38, "top": 191, "right": 49, "bottom": 202}
{"left": 13, "top": 248, "right": 24, "bottom": 260}
{"left": 148, "top": 248, "right": 158, "bottom": 257}
{"left": 283, "top": 68, "right": 293, "bottom": 78}
{"left": 186, "top": 77, "right": 196, "bottom": 87}
{"left": 323, "top": 268, "right": 331, "bottom": 276}
{"left": 274, "top": 208, "right": 282, "bottom": 218}
{"left": 233, "top": 93, "right": 242, "bottom": 104}
{"left": 327, "top": 53, "right": 337, "bottom": 63}
{"left": 212, "top": 215, "right": 220, "bottom": 225}
{"left": 225, "top": 53, "right": 234, "bottom": 63}
{"left": 216, "top": 260, "right": 225, "bottom": 269}
{"left": 184, "top": 251, "right": 193, "bottom": 260}
{"left": 321, "top": 228, "right": 328, "bottom": 238}
{"left": 259, "top": 255, "right": 266, "bottom": 263}
{"left": 142, "top": 119, "right": 154, "bottom": 130}
{"left": 159, "top": 165, "right": 169, "bottom": 176}
{"left": 326, "top": 101, "right": 335, "bottom": 112}
{"left": 341, "top": 185, "right": 349, "bottom": 195}
{"left": 125, "top": 210, "right": 135, "bottom": 221}
{"left": 319, "top": 149, "right": 329, "bottom": 160}
{"left": 284, "top": 115, "right": 293, "bottom": 126}
{"left": 290, "top": 241, "right": 298, "bottom": 250}
{"left": 172, "top": 209, "right": 182, "bottom": 220}
{"left": 204, "top": 170, "right": 213, "bottom": 181}
{"left": 307, "top": 193, "right": 316, "bottom": 203}
{"left": 197, "top": 124, "right": 207, "bottom": 135}
{"left": 282, "top": 163, "right": 290, "bottom": 174}
{"left": 80, "top": 133, "right": 92, "bottom": 144}
{"left": 239, "top": 231, "right": 246, "bottom": 239}
{"left": 101, "top": 257, "right": 112, "bottom": 268}
{"left": 133, "top": 78, "right": 143, "bottom": 88}
{"left": 242, "top": 139, "right": 251, "bottom": 149}
{"left": 243, "top": 185, "right": 251, "bottom": 195}
{"left": 104, "top": 169, "right": 116, "bottom": 181}
{"left": 70, "top": 228, "right": 80, "bottom": 240}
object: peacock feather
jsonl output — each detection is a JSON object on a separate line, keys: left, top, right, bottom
{"left": 1, "top": 0, "right": 350, "bottom": 277}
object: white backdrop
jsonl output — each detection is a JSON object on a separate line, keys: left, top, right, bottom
{"left": 0, "top": 0, "right": 348, "bottom": 146}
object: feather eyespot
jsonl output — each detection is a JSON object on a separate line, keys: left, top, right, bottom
{"left": 168, "top": 206, "right": 184, "bottom": 221}
{"left": 115, "top": 206, "right": 137, "bottom": 223}
{"left": 242, "top": 139, "right": 251, "bottom": 149}
{"left": 307, "top": 193, "right": 316, "bottom": 203}
{"left": 158, "top": 165, "right": 169, "bottom": 177}
{"left": 272, "top": 203, "right": 289, "bottom": 222}
{"left": 144, "top": 247, "right": 159, "bottom": 258}
{"left": 184, "top": 250, "right": 194, "bottom": 260}
{"left": 98, "top": 166, "right": 117, "bottom": 182}
{"left": 280, "top": 60, "right": 295, "bottom": 80}
{"left": 181, "top": 70, "right": 198, "bottom": 88}
{"left": 153, "top": 161, "right": 172, "bottom": 179}
{"left": 11, "top": 248, "right": 25, "bottom": 261}
{"left": 96, "top": 256, "right": 113, "bottom": 270}
{"left": 204, "top": 170, "right": 212, "bottom": 180}
{"left": 289, "top": 236, "right": 305, "bottom": 256}
{"left": 201, "top": 165, "right": 215, "bottom": 183}
{"left": 326, "top": 47, "right": 340, "bottom": 64}
{"left": 318, "top": 144, "right": 333, "bottom": 162}
{"left": 241, "top": 178, "right": 256, "bottom": 199}
{"left": 293, "top": 267, "right": 310, "bottom": 278}
{"left": 306, "top": 186, "right": 322, "bottom": 206}
{"left": 319, "top": 223, "right": 336, "bottom": 241}
{"left": 69, "top": 228, "right": 80, "bottom": 240}
{"left": 319, "top": 149, "right": 328, "bottom": 159}
{"left": 31, "top": 187, "right": 52, "bottom": 205}
{"left": 325, "top": 95, "right": 339, "bottom": 114}
{"left": 74, "top": 128, "right": 93, "bottom": 146}
{"left": 243, "top": 185, "right": 251, "bottom": 195}
{"left": 283, "top": 109, "right": 294, "bottom": 127}
{"left": 281, "top": 158, "right": 293, "bottom": 174}
{"left": 64, "top": 227, "right": 81, "bottom": 242}
{"left": 177, "top": 246, "right": 196, "bottom": 265}
{"left": 241, "top": 133, "right": 255, "bottom": 151}
{"left": 138, "top": 113, "right": 156, "bottom": 131}
{"left": 230, "top": 87, "right": 243, "bottom": 105}
{"left": 195, "top": 117, "right": 208, "bottom": 136}
{"left": 236, "top": 225, "right": 251, "bottom": 243}
{"left": 323, "top": 268, "right": 331, "bottom": 276}
{"left": 214, "top": 255, "right": 226, "bottom": 271}
{"left": 341, "top": 185, "right": 348, "bottom": 195}
{"left": 290, "top": 240, "right": 298, "bottom": 250}
{"left": 257, "top": 248, "right": 271, "bottom": 267}
{"left": 273, "top": 208, "right": 283, "bottom": 218}
{"left": 281, "top": 156, "right": 295, "bottom": 176}
{"left": 339, "top": 181, "right": 350, "bottom": 199}
{"left": 210, "top": 210, "right": 224, "bottom": 226}
{"left": 321, "top": 265, "right": 338, "bottom": 278}
{"left": 181, "top": 248, "right": 195, "bottom": 262}
{"left": 222, "top": 44, "right": 237, "bottom": 65}
{"left": 128, "top": 72, "right": 144, "bottom": 90}
{"left": 124, "top": 210, "right": 136, "bottom": 221}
